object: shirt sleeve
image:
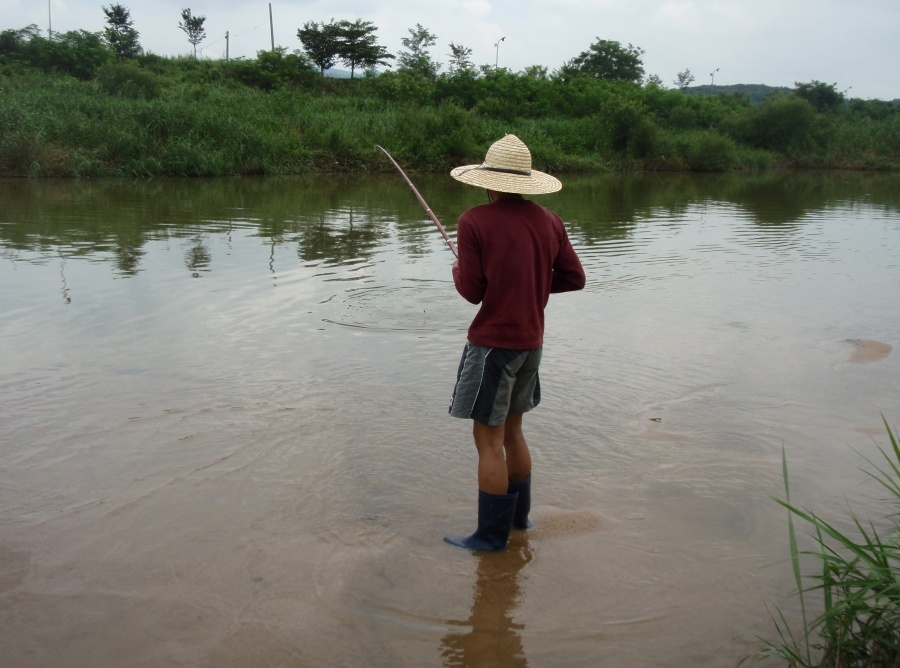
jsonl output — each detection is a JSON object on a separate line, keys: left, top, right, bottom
{"left": 550, "top": 224, "right": 586, "bottom": 293}
{"left": 452, "top": 214, "right": 487, "bottom": 304}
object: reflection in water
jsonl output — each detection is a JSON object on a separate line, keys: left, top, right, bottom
{"left": 441, "top": 536, "right": 533, "bottom": 668}
{"left": 58, "top": 252, "right": 71, "bottom": 304}
{"left": 185, "top": 237, "right": 211, "bottom": 277}
{"left": 1, "top": 171, "right": 899, "bottom": 278}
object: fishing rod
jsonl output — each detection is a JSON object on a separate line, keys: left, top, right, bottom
{"left": 376, "top": 145, "right": 458, "bottom": 258}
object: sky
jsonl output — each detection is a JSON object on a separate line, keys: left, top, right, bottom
{"left": 2, "top": 0, "right": 898, "bottom": 100}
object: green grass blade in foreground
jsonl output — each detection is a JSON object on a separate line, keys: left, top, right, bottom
{"left": 755, "top": 421, "right": 900, "bottom": 666}
{"left": 782, "top": 444, "right": 812, "bottom": 663}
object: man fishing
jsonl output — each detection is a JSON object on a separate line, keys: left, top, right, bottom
{"left": 444, "top": 134, "right": 585, "bottom": 551}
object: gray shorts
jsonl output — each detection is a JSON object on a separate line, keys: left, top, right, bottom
{"left": 449, "top": 343, "right": 542, "bottom": 426}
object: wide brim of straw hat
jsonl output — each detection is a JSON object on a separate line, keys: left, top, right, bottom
{"left": 450, "top": 165, "right": 562, "bottom": 194}
{"left": 450, "top": 134, "right": 562, "bottom": 194}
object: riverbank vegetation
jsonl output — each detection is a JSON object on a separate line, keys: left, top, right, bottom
{"left": 755, "top": 419, "right": 900, "bottom": 666}
{"left": 1, "top": 19, "right": 898, "bottom": 177}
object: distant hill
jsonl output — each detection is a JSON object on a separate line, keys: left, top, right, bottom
{"left": 317, "top": 72, "right": 900, "bottom": 104}
{"left": 684, "top": 83, "right": 899, "bottom": 105}
{"left": 683, "top": 83, "right": 791, "bottom": 103}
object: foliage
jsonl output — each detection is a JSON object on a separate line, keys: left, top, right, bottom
{"left": 179, "top": 9, "right": 206, "bottom": 59}
{"left": 1, "top": 25, "right": 898, "bottom": 177}
{"left": 337, "top": 19, "right": 393, "bottom": 78}
{"left": 448, "top": 43, "right": 474, "bottom": 75}
{"left": 685, "top": 83, "right": 791, "bottom": 104}
{"left": 230, "top": 47, "right": 317, "bottom": 90}
{"left": 755, "top": 419, "right": 900, "bottom": 667}
{"left": 363, "top": 70, "right": 435, "bottom": 106}
{"left": 794, "top": 80, "right": 845, "bottom": 113}
{"left": 297, "top": 20, "right": 342, "bottom": 75}
{"left": 102, "top": 4, "right": 141, "bottom": 59}
{"left": 560, "top": 39, "right": 645, "bottom": 83}
{"left": 398, "top": 24, "right": 440, "bottom": 80}
{"left": 724, "top": 94, "right": 818, "bottom": 153}
{"left": 95, "top": 60, "right": 163, "bottom": 98}
{"left": 0, "top": 26, "right": 113, "bottom": 80}
{"left": 677, "top": 130, "right": 738, "bottom": 171}
{"left": 602, "top": 96, "right": 661, "bottom": 157}
{"left": 674, "top": 69, "right": 695, "bottom": 90}
{"left": 298, "top": 19, "right": 393, "bottom": 78}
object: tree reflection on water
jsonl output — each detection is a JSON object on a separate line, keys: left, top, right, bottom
{"left": 1, "top": 171, "right": 898, "bottom": 277}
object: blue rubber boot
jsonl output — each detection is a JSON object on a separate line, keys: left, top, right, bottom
{"left": 508, "top": 475, "right": 533, "bottom": 529}
{"left": 444, "top": 490, "right": 518, "bottom": 551}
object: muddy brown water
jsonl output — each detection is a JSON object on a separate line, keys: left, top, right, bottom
{"left": 1, "top": 172, "right": 898, "bottom": 666}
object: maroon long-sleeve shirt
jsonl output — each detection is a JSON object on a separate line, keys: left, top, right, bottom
{"left": 452, "top": 198, "right": 585, "bottom": 349}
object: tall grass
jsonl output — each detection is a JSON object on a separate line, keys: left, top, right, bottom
{"left": 1, "top": 65, "right": 898, "bottom": 177}
{"left": 754, "top": 418, "right": 900, "bottom": 666}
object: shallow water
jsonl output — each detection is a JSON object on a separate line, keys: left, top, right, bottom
{"left": 1, "top": 172, "right": 898, "bottom": 666}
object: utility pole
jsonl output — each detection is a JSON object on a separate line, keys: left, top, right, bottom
{"left": 225, "top": 31, "right": 229, "bottom": 61}
{"left": 710, "top": 68, "right": 719, "bottom": 86}
{"left": 494, "top": 36, "right": 505, "bottom": 69}
{"left": 269, "top": 3, "right": 275, "bottom": 51}
{"left": 48, "top": 0, "right": 52, "bottom": 38}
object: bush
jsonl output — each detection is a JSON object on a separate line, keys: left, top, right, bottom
{"left": 95, "top": 61, "right": 164, "bottom": 99}
{"left": 678, "top": 130, "right": 738, "bottom": 171}
{"left": 231, "top": 47, "right": 317, "bottom": 90}
{"left": 362, "top": 70, "right": 435, "bottom": 105}
{"left": 602, "top": 96, "right": 662, "bottom": 158}
{"left": 726, "top": 94, "right": 818, "bottom": 153}
{"left": 667, "top": 105, "right": 699, "bottom": 130}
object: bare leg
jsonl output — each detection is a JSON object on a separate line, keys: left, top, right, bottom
{"left": 445, "top": 423, "right": 518, "bottom": 550}
{"left": 472, "top": 421, "right": 508, "bottom": 495}
{"left": 503, "top": 413, "right": 531, "bottom": 483}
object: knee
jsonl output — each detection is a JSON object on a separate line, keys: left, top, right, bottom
{"left": 503, "top": 427, "right": 525, "bottom": 449}
{"left": 476, "top": 440, "right": 505, "bottom": 459}
{"left": 503, "top": 414, "right": 524, "bottom": 443}
{"left": 473, "top": 421, "right": 506, "bottom": 456}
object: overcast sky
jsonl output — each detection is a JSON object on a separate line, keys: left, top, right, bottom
{"left": 3, "top": 0, "right": 898, "bottom": 100}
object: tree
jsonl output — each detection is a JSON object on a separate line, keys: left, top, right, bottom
{"left": 0, "top": 24, "right": 42, "bottom": 58}
{"left": 102, "top": 4, "right": 141, "bottom": 59}
{"left": 297, "top": 20, "right": 341, "bottom": 75}
{"left": 563, "top": 38, "right": 645, "bottom": 83}
{"left": 521, "top": 64, "right": 549, "bottom": 80}
{"left": 794, "top": 80, "right": 844, "bottom": 112}
{"left": 674, "top": 69, "right": 694, "bottom": 90}
{"left": 447, "top": 42, "right": 474, "bottom": 74}
{"left": 337, "top": 19, "right": 392, "bottom": 78}
{"left": 179, "top": 8, "right": 206, "bottom": 58}
{"left": 397, "top": 24, "right": 440, "bottom": 79}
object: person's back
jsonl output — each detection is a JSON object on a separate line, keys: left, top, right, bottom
{"left": 453, "top": 196, "right": 584, "bottom": 350}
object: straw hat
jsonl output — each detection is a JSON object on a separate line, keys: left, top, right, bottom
{"left": 450, "top": 134, "right": 562, "bottom": 194}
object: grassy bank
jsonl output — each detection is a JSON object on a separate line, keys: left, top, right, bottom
{"left": 1, "top": 53, "right": 898, "bottom": 177}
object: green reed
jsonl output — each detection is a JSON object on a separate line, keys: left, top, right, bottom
{"left": 753, "top": 418, "right": 900, "bottom": 667}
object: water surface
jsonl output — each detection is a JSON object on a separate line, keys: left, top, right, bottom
{"left": 1, "top": 172, "right": 898, "bottom": 666}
